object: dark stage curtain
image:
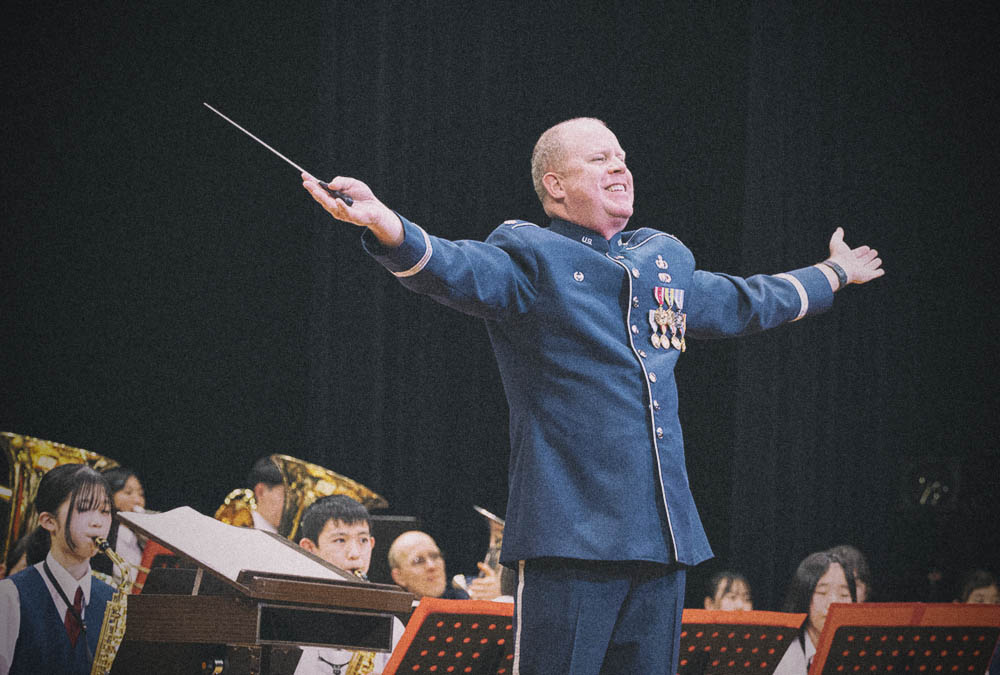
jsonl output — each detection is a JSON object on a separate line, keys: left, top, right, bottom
{"left": 3, "top": 1, "right": 996, "bottom": 606}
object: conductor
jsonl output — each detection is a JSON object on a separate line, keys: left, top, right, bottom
{"left": 302, "top": 117, "right": 883, "bottom": 674}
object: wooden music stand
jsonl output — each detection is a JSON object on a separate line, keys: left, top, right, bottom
{"left": 678, "top": 609, "right": 807, "bottom": 675}
{"left": 383, "top": 597, "right": 515, "bottom": 675}
{"left": 112, "top": 507, "right": 414, "bottom": 675}
{"left": 809, "top": 603, "right": 1000, "bottom": 675}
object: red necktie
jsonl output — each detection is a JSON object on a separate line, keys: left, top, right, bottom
{"left": 65, "top": 586, "right": 83, "bottom": 647}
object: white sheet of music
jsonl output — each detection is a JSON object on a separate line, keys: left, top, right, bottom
{"left": 119, "top": 506, "right": 348, "bottom": 582}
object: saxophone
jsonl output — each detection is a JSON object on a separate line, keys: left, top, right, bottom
{"left": 90, "top": 537, "right": 132, "bottom": 675}
{"left": 345, "top": 569, "right": 376, "bottom": 675}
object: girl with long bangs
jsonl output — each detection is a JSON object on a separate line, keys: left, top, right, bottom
{"left": 0, "top": 463, "right": 115, "bottom": 675}
{"left": 773, "top": 551, "right": 857, "bottom": 675}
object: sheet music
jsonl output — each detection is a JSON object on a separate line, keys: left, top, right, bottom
{"left": 119, "top": 506, "right": 347, "bottom": 582}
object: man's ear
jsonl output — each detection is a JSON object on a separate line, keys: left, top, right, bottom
{"left": 542, "top": 172, "right": 564, "bottom": 200}
{"left": 38, "top": 511, "right": 58, "bottom": 534}
{"left": 703, "top": 596, "right": 714, "bottom": 610}
{"left": 299, "top": 538, "right": 317, "bottom": 554}
{"left": 390, "top": 567, "right": 403, "bottom": 586}
{"left": 252, "top": 483, "right": 266, "bottom": 501}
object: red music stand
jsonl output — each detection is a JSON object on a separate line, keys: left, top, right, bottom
{"left": 383, "top": 598, "right": 515, "bottom": 675}
{"left": 809, "top": 603, "right": 1000, "bottom": 675}
{"left": 678, "top": 609, "right": 807, "bottom": 675}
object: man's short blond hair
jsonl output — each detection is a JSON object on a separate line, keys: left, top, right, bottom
{"left": 530, "top": 117, "right": 608, "bottom": 204}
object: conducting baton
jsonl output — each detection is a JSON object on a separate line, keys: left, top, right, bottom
{"left": 203, "top": 102, "right": 353, "bottom": 206}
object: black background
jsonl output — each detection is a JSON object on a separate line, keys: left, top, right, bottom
{"left": 3, "top": 1, "right": 997, "bottom": 609}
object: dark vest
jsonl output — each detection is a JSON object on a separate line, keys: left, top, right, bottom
{"left": 9, "top": 566, "right": 113, "bottom": 675}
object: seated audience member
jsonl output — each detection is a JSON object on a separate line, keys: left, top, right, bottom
{"left": 3, "top": 530, "right": 49, "bottom": 580}
{"left": 703, "top": 570, "right": 753, "bottom": 611}
{"left": 100, "top": 467, "right": 148, "bottom": 583}
{"left": 388, "top": 531, "right": 471, "bottom": 600}
{"left": 293, "top": 495, "right": 404, "bottom": 675}
{"left": 0, "top": 464, "right": 115, "bottom": 675}
{"left": 247, "top": 456, "right": 285, "bottom": 533}
{"left": 773, "top": 551, "right": 856, "bottom": 675}
{"left": 957, "top": 569, "right": 999, "bottom": 604}
{"left": 829, "top": 544, "right": 872, "bottom": 602}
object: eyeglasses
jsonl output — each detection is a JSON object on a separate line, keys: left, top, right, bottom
{"left": 407, "top": 551, "right": 443, "bottom": 568}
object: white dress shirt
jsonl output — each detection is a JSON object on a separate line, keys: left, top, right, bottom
{"left": 294, "top": 616, "right": 405, "bottom": 675}
{"left": 113, "top": 523, "right": 142, "bottom": 584}
{"left": 251, "top": 510, "right": 279, "bottom": 533}
{"left": 772, "top": 631, "right": 816, "bottom": 675}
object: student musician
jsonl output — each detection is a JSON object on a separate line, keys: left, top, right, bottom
{"left": 294, "top": 495, "right": 404, "bottom": 675}
{"left": 0, "top": 464, "right": 115, "bottom": 675}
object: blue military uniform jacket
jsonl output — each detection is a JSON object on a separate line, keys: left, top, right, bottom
{"left": 364, "top": 216, "right": 833, "bottom": 567}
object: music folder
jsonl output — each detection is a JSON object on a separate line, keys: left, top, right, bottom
{"left": 382, "top": 597, "right": 515, "bottom": 675}
{"left": 678, "top": 609, "right": 807, "bottom": 675}
{"left": 808, "top": 602, "right": 1000, "bottom": 675}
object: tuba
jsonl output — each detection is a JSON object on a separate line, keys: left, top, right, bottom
{"left": 214, "top": 454, "right": 388, "bottom": 541}
{"left": 1, "top": 432, "right": 119, "bottom": 565}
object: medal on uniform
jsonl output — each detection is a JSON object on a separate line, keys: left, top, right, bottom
{"left": 648, "top": 309, "right": 662, "bottom": 348}
{"left": 665, "top": 287, "right": 681, "bottom": 349}
{"left": 653, "top": 287, "right": 674, "bottom": 350}
{"left": 674, "top": 289, "right": 687, "bottom": 352}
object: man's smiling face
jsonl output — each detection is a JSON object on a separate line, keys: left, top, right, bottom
{"left": 548, "top": 119, "right": 633, "bottom": 236}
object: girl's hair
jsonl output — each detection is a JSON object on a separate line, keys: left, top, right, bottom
{"left": 957, "top": 568, "right": 997, "bottom": 602}
{"left": 5, "top": 527, "right": 49, "bottom": 571}
{"left": 782, "top": 551, "right": 857, "bottom": 614}
{"left": 34, "top": 463, "right": 113, "bottom": 552}
{"left": 707, "top": 570, "right": 752, "bottom": 603}
{"left": 100, "top": 466, "right": 138, "bottom": 495}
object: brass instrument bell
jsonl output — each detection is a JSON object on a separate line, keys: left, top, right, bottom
{"left": 214, "top": 454, "right": 388, "bottom": 541}
{"left": 1, "top": 432, "right": 119, "bottom": 565}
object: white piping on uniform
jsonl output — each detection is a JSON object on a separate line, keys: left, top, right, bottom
{"left": 512, "top": 560, "right": 526, "bottom": 675}
{"left": 606, "top": 252, "right": 679, "bottom": 556}
{"left": 393, "top": 225, "right": 433, "bottom": 277}
{"left": 774, "top": 273, "right": 808, "bottom": 321}
{"left": 624, "top": 231, "right": 679, "bottom": 250}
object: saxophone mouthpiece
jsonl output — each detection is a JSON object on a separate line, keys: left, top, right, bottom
{"left": 93, "top": 536, "right": 111, "bottom": 552}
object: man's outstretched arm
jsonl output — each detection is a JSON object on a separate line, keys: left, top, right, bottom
{"left": 686, "top": 228, "right": 884, "bottom": 339}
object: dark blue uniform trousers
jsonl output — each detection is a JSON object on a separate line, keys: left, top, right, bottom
{"left": 513, "top": 558, "right": 686, "bottom": 674}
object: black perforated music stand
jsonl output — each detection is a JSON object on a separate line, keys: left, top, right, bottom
{"left": 383, "top": 598, "right": 515, "bottom": 675}
{"left": 677, "top": 609, "right": 807, "bottom": 675}
{"left": 809, "top": 603, "right": 1000, "bottom": 675}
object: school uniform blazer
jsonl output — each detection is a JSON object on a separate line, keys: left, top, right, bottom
{"left": 364, "top": 216, "right": 833, "bottom": 567}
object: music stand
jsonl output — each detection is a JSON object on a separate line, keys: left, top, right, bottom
{"left": 383, "top": 598, "right": 515, "bottom": 675}
{"left": 678, "top": 609, "right": 807, "bottom": 675}
{"left": 809, "top": 603, "right": 1000, "bottom": 675}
